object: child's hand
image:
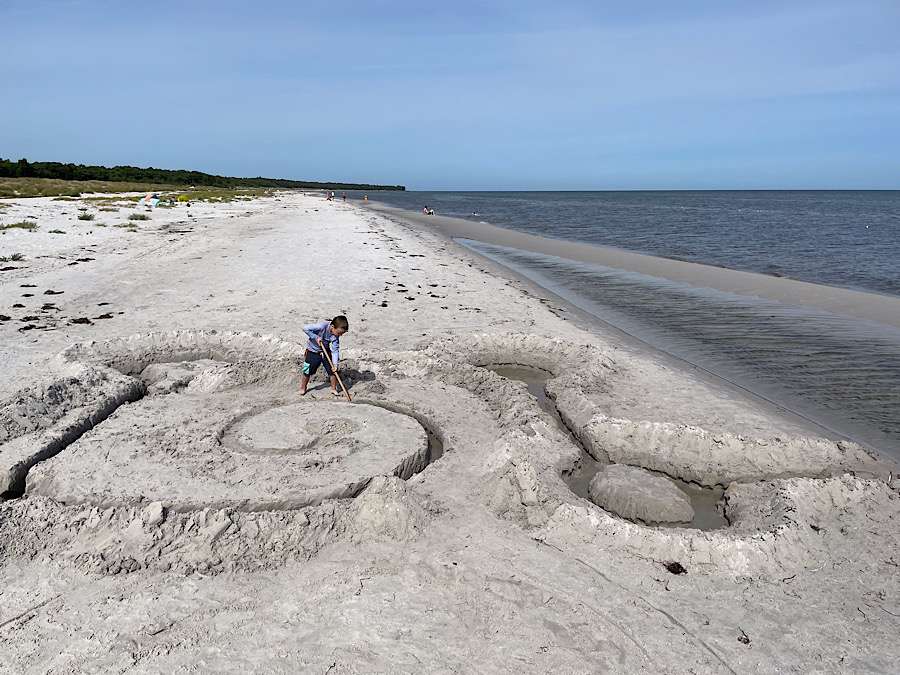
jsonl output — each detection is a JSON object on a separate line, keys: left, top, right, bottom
{"left": 316, "top": 337, "right": 323, "bottom": 348}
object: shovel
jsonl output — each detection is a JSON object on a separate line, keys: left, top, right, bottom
{"left": 320, "top": 341, "right": 352, "bottom": 402}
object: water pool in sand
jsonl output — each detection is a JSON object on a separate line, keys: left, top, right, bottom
{"left": 486, "top": 364, "right": 728, "bottom": 530}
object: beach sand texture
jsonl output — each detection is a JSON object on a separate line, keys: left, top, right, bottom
{"left": 1, "top": 192, "right": 899, "bottom": 672}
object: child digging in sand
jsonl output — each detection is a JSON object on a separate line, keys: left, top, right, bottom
{"left": 299, "top": 315, "right": 349, "bottom": 396}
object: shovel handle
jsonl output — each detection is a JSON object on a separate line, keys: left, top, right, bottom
{"left": 321, "top": 345, "right": 352, "bottom": 402}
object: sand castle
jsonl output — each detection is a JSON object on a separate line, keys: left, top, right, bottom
{"left": 1, "top": 328, "right": 885, "bottom": 581}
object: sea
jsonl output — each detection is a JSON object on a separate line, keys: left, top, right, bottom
{"left": 351, "top": 190, "right": 900, "bottom": 456}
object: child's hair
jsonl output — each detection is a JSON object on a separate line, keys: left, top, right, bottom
{"left": 331, "top": 315, "right": 349, "bottom": 331}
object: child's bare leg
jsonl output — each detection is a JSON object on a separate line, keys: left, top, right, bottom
{"left": 330, "top": 374, "right": 339, "bottom": 394}
{"left": 299, "top": 373, "right": 310, "bottom": 395}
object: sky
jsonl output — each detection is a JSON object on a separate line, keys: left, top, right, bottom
{"left": 2, "top": 0, "right": 899, "bottom": 190}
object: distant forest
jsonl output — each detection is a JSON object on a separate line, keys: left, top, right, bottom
{"left": 0, "top": 158, "right": 405, "bottom": 191}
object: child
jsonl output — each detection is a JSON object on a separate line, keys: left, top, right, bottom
{"left": 299, "top": 315, "right": 349, "bottom": 396}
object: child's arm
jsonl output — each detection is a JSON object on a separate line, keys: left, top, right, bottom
{"left": 302, "top": 321, "right": 328, "bottom": 342}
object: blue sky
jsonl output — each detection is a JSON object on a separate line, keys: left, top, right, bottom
{"left": 3, "top": 0, "right": 899, "bottom": 189}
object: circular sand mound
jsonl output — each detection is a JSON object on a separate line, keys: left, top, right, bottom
{"left": 27, "top": 397, "right": 429, "bottom": 511}
{"left": 223, "top": 403, "right": 408, "bottom": 458}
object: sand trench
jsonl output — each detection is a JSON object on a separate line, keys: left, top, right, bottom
{"left": 0, "top": 329, "right": 889, "bottom": 579}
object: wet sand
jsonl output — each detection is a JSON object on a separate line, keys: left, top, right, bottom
{"left": 368, "top": 202, "right": 900, "bottom": 330}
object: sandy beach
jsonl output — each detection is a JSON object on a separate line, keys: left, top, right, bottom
{"left": 2, "top": 191, "right": 899, "bottom": 672}
{"left": 368, "top": 203, "right": 900, "bottom": 331}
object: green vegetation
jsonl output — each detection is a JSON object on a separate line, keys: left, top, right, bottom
{"left": 0, "top": 253, "right": 24, "bottom": 262}
{"left": 1, "top": 177, "right": 174, "bottom": 198}
{"left": 0, "top": 220, "right": 37, "bottom": 231}
{"left": 159, "top": 187, "right": 274, "bottom": 203}
{"left": 1, "top": 177, "right": 291, "bottom": 202}
{"left": 1, "top": 157, "right": 405, "bottom": 192}
{"left": 48, "top": 229, "right": 66, "bottom": 234}
{"left": 128, "top": 213, "right": 150, "bottom": 221}
{"left": 99, "top": 207, "right": 118, "bottom": 212}
{"left": 83, "top": 195, "right": 142, "bottom": 204}
{"left": 77, "top": 212, "right": 95, "bottom": 221}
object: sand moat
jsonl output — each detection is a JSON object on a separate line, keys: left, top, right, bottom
{"left": 1, "top": 192, "right": 898, "bottom": 672}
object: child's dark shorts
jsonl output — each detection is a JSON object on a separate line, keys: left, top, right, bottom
{"left": 302, "top": 349, "right": 334, "bottom": 378}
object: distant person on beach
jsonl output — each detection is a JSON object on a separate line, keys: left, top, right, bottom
{"left": 299, "top": 315, "right": 349, "bottom": 397}
{"left": 363, "top": 194, "right": 368, "bottom": 202}
{"left": 342, "top": 193, "right": 346, "bottom": 201}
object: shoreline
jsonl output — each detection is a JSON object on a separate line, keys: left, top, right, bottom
{"left": 366, "top": 202, "right": 900, "bottom": 331}
{"left": 366, "top": 205, "right": 846, "bottom": 438}
{"left": 367, "top": 201, "right": 900, "bottom": 459}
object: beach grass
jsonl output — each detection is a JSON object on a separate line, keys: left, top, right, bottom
{"left": 77, "top": 212, "right": 95, "bottom": 221}
{"left": 128, "top": 213, "right": 150, "bottom": 221}
{"left": 1, "top": 177, "right": 279, "bottom": 201}
{"left": 0, "top": 220, "right": 37, "bottom": 231}
{"left": 83, "top": 195, "right": 142, "bottom": 204}
{"left": 48, "top": 229, "right": 66, "bottom": 234}
{"left": 0, "top": 177, "right": 176, "bottom": 198}
{"left": 0, "top": 253, "right": 25, "bottom": 262}
{"left": 157, "top": 187, "right": 275, "bottom": 203}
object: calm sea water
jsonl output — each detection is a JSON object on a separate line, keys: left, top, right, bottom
{"left": 359, "top": 190, "right": 900, "bottom": 296}
{"left": 351, "top": 191, "right": 900, "bottom": 455}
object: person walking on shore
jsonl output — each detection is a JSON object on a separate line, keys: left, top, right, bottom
{"left": 299, "top": 315, "right": 349, "bottom": 396}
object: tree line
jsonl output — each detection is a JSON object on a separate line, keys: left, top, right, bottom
{"left": 0, "top": 158, "right": 405, "bottom": 191}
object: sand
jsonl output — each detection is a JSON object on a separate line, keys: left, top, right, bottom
{"left": 368, "top": 203, "right": 900, "bottom": 331}
{"left": 1, "top": 191, "right": 899, "bottom": 672}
